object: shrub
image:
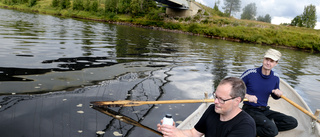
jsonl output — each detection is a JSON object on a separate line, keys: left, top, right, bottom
{"left": 163, "top": 22, "right": 181, "bottom": 30}
{"left": 201, "top": 19, "right": 209, "bottom": 24}
{"left": 193, "top": 15, "right": 201, "bottom": 21}
{"left": 146, "top": 8, "right": 164, "bottom": 21}
{"left": 72, "top": 0, "right": 83, "bottom": 10}
{"left": 52, "top": 0, "right": 59, "bottom": 7}
{"left": 91, "top": 0, "right": 98, "bottom": 12}
{"left": 59, "top": 0, "right": 71, "bottom": 9}
{"left": 28, "top": 0, "right": 36, "bottom": 7}
{"left": 188, "top": 23, "right": 199, "bottom": 33}
{"left": 184, "top": 17, "right": 191, "bottom": 22}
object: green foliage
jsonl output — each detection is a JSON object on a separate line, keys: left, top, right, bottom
{"left": 52, "top": 0, "right": 59, "bottom": 7}
{"left": 105, "top": 12, "right": 118, "bottom": 20}
{"left": 302, "top": 4, "right": 317, "bottom": 28}
{"left": 142, "top": 0, "right": 157, "bottom": 14}
{"left": 264, "top": 14, "right": 271, "bottom": 23}
{"left": 184, "top": 17, "right": 191, "bottom": 22}
{"left": 213, "top": 18, "right": 230, "bottom": 25}
{"left": 60, "top": 0, "right": 71, "bottom": 9}
{"left": 213, "top": 3, "right": 219, "bottom": 12}
{"left": 257, "top": 16, "right": 263, "bottom": 22}
{"left": 291, "top": 16, "right": 303, "bottom": 27}
{"left": 201, "top": 18, "right": 209, "bottom": 24}
{"left": 193, "top": 15, "right": 201, "bottom": 21}
{"left": 203, "top": 27, "right": 222, "bottom": 36}
{"left": 280, "top": 23, "right": 290, "bottom": 26}
{"left": 257, "top": 14, "right": 271, "bottom": 23}
{"left": 187, "top": 23, "right": 202, "bottom": 33}
{"left": 105, "top": 0, "right": 117, "bottom": 13}
{"left": 3, "top": 0, "right": 27, "bottom": 5}
{"left": 232, "top": 21, "right": 240, "bottom": 26}
{"left": 291, "top": 4, "right": 317, "bottom": 28}
{"left": 241, "top": 3, "right": 256, "bottom": 20}
{"left": 130, "top": 0, "right": 143, "bottom": 16}
{"left": 146, "top": 8, "right": 165, "bottom": 21}
{"left": 163, "top": 22, "right": 181, "bottom": 30}
{"left": 135, "top": 19, "right": 164, "bottom": 26}
{"left": 83, "top": 0, "right": 90, "bottom": 11}
{"left": 117, "top": 0, "right": 131, "bottom": 14}
{"left": 222, "top": 0, "right": 241, "bottom": 17}
{"left": 91, "top": 0, "right": 98, "bottom": 12}
{"left": 104, "top": 0, "right": 156, "bottom": 16}
{"left": 72, "top": 0, "right": 83, "bottom": 10}
{"left": 28, "top": 0, "right": 36, "bottom": 7}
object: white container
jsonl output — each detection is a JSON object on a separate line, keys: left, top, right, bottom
{"left": 162, "top": 114, "right": 174, "bottom": 126}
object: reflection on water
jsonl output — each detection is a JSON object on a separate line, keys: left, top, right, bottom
{"left": 0, "top": 70, "right": 171, "bottom": 137}
{"left": 0, "top": 8, "right": 320, "bottom": 137}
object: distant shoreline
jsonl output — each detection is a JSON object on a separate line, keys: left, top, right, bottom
{"left": 0, "top": 4, "right": 319, "bottom": 53}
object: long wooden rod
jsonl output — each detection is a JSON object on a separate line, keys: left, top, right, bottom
{"left": 91, "top": 98, "right": 249, "bottom": 107}
{"left": 281, "top": 95, "right": 320, "bottom": 123}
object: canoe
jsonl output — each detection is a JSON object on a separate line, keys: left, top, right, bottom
{"left": 177, "top": 79, "right": 320, "bottom": 137}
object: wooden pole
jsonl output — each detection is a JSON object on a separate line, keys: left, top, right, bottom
{"left": 91, "top": 98, "right": 249, "bottom": 107}
{"left": 281, "top": 95, "right": 320, "bottom": 123}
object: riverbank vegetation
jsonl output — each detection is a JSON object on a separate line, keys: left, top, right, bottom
{"left": 0, "top": 0, "right": 319, "bottom": 52}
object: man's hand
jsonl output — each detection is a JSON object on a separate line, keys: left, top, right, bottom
{"left": 272, "top": 89, "right": 283, "bottom": 97}
{"left": 157, "top": 120, "right": 203, "bottom": 137}
{"left": 157, "top": 120, "right": 182, "bottom": 137}
{"left": 246, "top": 94, "right": 258, "bottom": 103}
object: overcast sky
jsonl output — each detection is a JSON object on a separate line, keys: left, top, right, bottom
{"left": 195, "top": 0, "right": 320, "bottom": 29}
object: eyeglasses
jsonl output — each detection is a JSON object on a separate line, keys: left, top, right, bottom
{"left": 213, "top": 94, "right": 236, "bottom": 104}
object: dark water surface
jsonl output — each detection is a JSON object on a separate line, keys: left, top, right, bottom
{"left": 0, "top": 8, "right": 319, "bottom": 137}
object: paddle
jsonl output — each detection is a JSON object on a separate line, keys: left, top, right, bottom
{"left": 92, "top": 105, "right": 163, "bottom": 136}
{"left": 281, "top": 95, "right": 320, "bottom": 123}
{"left": 91, "top": 98, "right": 249, "bottom": 107}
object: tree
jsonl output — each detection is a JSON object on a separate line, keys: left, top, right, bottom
{"left": 130, "top": 0, "right": 143, "bottom": 16}
{"left": 73, "top": 0, "right": 84, "bottom": 10}
{"left": 257, "top": 15, "right": 264, "bottom": 22}
{"left": 28, "top": 0, "right": 36, "bottom": 7}
{"left": 213, "top": 0, "right": 225, "bottom": 16}
{"left": 301, "top": 4, "right": 317, "bottom": 28}
{"left": 52, "top": 0, "right": 59, "bottom": 7}
{"left": 240, "top": 3, "right": 256, "bottom": 20}
{"left": 291, "top": 15, "right": 303, "bottom": 27}
{"left": 291, "top": 4, "right": 317, "bottom": 28}
{"left": 138, "top": 0, "right": 156, "bottom": 15}
{"left": 59, "top": 0, "right": 70, "bottom": 9}
{"left": 83, "top": 0, "right": 90, "bottom": 11}
{"left": 117, "top": 0, "right": 131, "bottom": 14}
{"left": 257, "top": 14, "right": 271, "bottom": 23}
{"left": 264, "top": 14, "right": 271, "bottom": 23}
{"left": 91, "top": 0, "right": 98, "bottom": 12}
{"left": 105, "top": 0, "right": 118, "bottom": 12}
{"left": 222, "top": 0, "right": 241, "bottom": 17}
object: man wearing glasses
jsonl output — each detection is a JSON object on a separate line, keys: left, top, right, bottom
{"left": 157, "top": 77, "right": 256, "bottom": 137}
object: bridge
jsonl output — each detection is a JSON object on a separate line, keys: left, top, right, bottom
{"left": 155, "top": 0, "right": 202, "bottom": 17}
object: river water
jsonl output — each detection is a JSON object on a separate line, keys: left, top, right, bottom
{"left": 0, "top": 8, "right": 319, "bottom": 137}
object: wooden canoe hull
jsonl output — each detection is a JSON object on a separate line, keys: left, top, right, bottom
{"left": 177, "top": 79, "right": 320, "bottom": 137}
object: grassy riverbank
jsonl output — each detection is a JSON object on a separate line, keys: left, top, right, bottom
{"left": 1, "top": 0, "right": 320, "bottom": 52}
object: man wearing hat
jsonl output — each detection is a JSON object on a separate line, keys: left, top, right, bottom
{"left": 240, "top": 49, "right": 298, "bottom": 137}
